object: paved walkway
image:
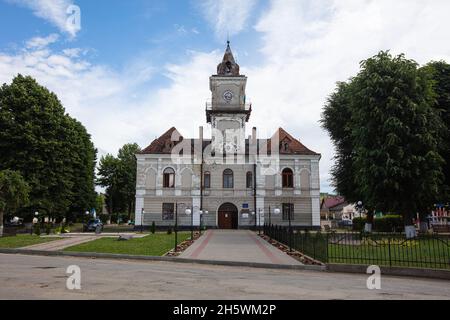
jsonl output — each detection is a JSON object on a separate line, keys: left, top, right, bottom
{"left": 21, "top": 236, "right": 99, "bottom": 251}
{"left": 180, "top": 230, "right": 301, "bottom": 265}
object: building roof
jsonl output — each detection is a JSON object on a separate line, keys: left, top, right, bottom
{"left": 139, "top": 127, "right": 184, "bottom": 154}
{"left": 263, "top": 128, "right": 320, "bottom": 156}
{"left": 139, "top": 127, "right": 320, "bottom": 156}
{"left": 321, "top": 196, "right": 347, "bottom": 210}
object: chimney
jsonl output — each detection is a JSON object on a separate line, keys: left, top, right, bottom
{"left": 199, "top": 126, "right": 204, "bottom": 142}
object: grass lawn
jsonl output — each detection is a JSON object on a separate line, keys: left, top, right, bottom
{"left": 0, "top": 234, "right": 62, "bottom": 249}
{"left": 328, "top": 239, "right": 450, "bottom": 269}
{"left": 64, "top": 232, "right": 191, "bottom": 256}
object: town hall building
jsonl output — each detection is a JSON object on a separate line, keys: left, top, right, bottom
{"left": 135, "top": 42, "right": 321, "bottom": 230}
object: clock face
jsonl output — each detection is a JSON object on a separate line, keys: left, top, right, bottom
{"left": 223, "top": 90, "right": 233, "bottom": 103}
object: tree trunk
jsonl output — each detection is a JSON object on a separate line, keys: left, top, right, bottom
{"left": 0, "top": 209, "right": 4, "bottom": 237}
{"left": 364, "top": 210, "right": 374, "bottom": 233}
{"left": 418, "top": 211, "right": 429, "bottom": 234}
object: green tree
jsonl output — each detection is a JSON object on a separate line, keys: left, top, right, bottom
{"left": 117, "top": 143, "right": 141, "bottom": 220}
{"left": 0, "top": 170, "right": 30, "bottom": 237}
{"left": 0, "top": 75, "right": 97, "bottom": 221}
{"left": 423, "top": 61, "right": 450, "bottom": 202}
{"left": 95, "top": 193, "right": 105, "bottom": 216}
{"left": 322, "top": 52, "right": 444, "bottom": 233}
{"left": 96, "top": 144, "right": 141, "bottom": 221}
{"left": 97, "top": 154, "right": 122, "bottom": 216}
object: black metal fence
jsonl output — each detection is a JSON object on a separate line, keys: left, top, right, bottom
{"left": 264, "top": 224, "right": 450, "bottom": 270}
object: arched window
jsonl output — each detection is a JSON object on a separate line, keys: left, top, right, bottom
{"left": 223, "top": 169, "right": 234, "bottom": 189}
{"left": 204, "top": 172, "right": 211, "bottom": 189}
{"left": 246, "top": 171, "right": 253, "bottom": 189}
{"left": 282, "top": 168, "right": 294, "bottom": 188}
{"left": 163, "top": 167, "right": 175, "bottom": 188}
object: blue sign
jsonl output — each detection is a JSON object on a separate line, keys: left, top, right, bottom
{"left": 242, "top": 203, "right": 249, "bottom": 209}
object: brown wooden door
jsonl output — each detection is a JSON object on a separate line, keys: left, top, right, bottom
{"left": 218, "top": 203, "right": 238, "bottom": 229}
{"left": 218, "top": 211, "right": 233, "bottom": 229}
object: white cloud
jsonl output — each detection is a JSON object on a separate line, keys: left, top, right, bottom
{"left": 200, "top": 0, "right": 258, "bottom": 38}
{"left": 26, "top": 33, "right": 59, "bottom": 49}
{"left": 9, "top": 0, "right": 80, "bottom": 37}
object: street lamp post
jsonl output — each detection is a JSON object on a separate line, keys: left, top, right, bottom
{"left": 288, "top": 203, "right": 293, "bottom": 252}
{"left": 186, "top": 207, "right": 193, "bottom": 240}
{"left": 141, "top": 208, "right": 145, "bottom": 233}
{"left": 174, "top": 203, "right": 179, "bottom": 252}
{"left": 85, "top": 211, "right": 90, "bottom": 233}
{"left": 32, "top": 211, "right": 39, "bottom": 235}
{"left": 258, "top": 208, "right": 263, "bottom": 235}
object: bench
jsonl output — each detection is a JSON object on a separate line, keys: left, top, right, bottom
{"left": 433, "top": 224, "right": 450, "bottom": 234}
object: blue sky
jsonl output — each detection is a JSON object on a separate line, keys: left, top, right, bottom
{"left": 1, "top": 0, "right": 450, "bottom": 194}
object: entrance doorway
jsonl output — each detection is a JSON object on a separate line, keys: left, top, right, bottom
{"left": 218, "top": 203, "right": 238, "bottom": 229}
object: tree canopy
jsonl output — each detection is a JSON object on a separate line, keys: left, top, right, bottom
{"left": 97, "top": 143, "right": 141, "bottom": 220}
{"left": 322, "top": 52, "right": 446, "bottom": 224}
{"left": 0, "top": 75, "right": 97, "bottom": 220}
{"left": 0, "top": 170, "right": 30, "bottom": 235}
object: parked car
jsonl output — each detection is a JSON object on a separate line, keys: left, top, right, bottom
{"left": 338, "top": 219, "right": 353, "bottom": 228}
{"left": 83, "top": 219, "right": 103, "bottom": 232}
{"left": 4, "top": 217, "right": 24, "bottom": 227}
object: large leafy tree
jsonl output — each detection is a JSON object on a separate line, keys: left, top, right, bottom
{"left": 322, "top": 52, "right": 444, "bottom": 228}
{"left": 0, "top": 170, "right": 30, "bottom": 237}
{"left": 97, "top": 143, "right": 141, "bottom": 220}
{"left": 0, "top": 75, "right": 97, "bottom": 220}
{"left": 97, "top": 154, "right": 122, "bottom": 216}
{"left": 117, "top": 143, "right": 141, "bottom": 219}
{"left": 423, "top": 61, "right": 450, "bottom": 202}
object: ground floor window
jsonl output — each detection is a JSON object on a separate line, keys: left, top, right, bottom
{"left": 282, "top": 203, "right": 294, "bottom": 221}
{"left": 162, "top": 203, "right": 175, "bottom": 220}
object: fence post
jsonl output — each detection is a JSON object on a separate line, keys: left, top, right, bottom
{"left": 289, "top": 227, "right": 293, "bottom": 252}
{"left": 388, "top": 236, "right": 392, "bottom": 267}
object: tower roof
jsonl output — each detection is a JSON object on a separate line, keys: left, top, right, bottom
{"left": 217, "top": 41, "right": 240, "bottom": 76}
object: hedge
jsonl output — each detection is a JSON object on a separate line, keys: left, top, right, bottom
{"left": 352, "top": 215, "right": 404, "bottom": 232}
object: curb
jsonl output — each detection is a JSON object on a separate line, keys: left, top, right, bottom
{"left": 327, "top": 263, "right": 450, "bottom": 281}
{"left": 1, "top": 249, "right": 448, "bottom": 280}
{"left": 0, "top": 248, "right": 326, "bottom": 272}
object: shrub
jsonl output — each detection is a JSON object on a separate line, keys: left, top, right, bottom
{"left": 151, "top": 221, "right": 156, "bottom": 234}
{"left": 45, "top": 223, "right": 51, "bottom": 235}
{"left": 352, "top": 217, "right": 366, "bottom": 231}
{"left": 34, "top": 224, "right": 41, "bottom": 236}
{"left": 375, "top": 215, "right": 403, "bottom": 232}
{"left": 352, "top": 215, "right": 404, "bottom": 232}
{"left": 167, "top": 226, "right": 173, "bottom": 235}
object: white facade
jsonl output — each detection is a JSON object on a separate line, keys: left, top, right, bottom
{"left": 135, "top": 43, "right": 321, "bottom": 229}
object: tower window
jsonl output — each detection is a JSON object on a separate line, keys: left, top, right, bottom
{"left": 163, "top": 168, "right": 175, "bottom": 188}
{"left": 282, "top": 168, "right": 294, "bottom": 188}
{"left": 223, "top": 169, "right": 234, "bottom": 189}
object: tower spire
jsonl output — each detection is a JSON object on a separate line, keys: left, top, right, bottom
{"left": 217, "top": 40, "right": 240, "bottom": 76}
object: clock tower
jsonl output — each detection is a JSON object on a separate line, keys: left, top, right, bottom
{"left": 206, "top": 41, "right": 251, "bottom": 155}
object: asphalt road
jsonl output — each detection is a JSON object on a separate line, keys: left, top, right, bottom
{"left": 0, "top": 254, "right": 449, "bottom": 300}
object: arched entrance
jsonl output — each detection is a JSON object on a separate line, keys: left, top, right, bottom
{"left": 218, "top": 203, "right": 239, "bottom": 229}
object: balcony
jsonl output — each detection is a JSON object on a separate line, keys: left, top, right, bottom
{"left": 205, "top": 101, "right": 252, "bottom": 123}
